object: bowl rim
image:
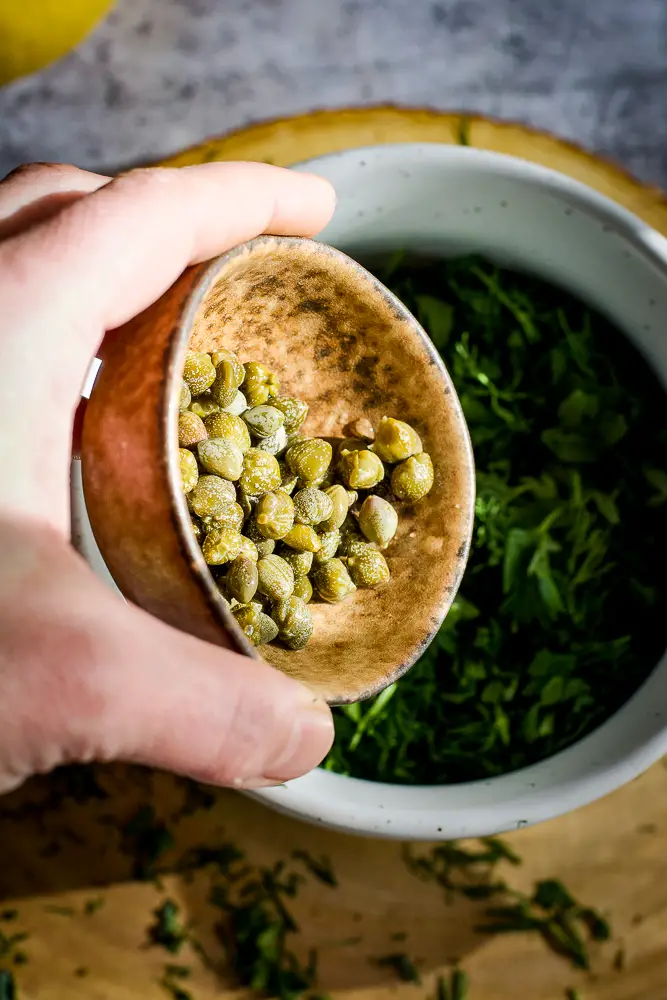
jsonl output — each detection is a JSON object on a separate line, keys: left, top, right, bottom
{"left": 164, "top": 233, "right": 476, "bottom": 704}
{"left": 248, "top": 141, "right": 667, "bottom": 838}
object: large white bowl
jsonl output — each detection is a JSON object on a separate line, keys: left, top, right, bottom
{"left": 75, "top": 143, "right": 667, "bottom": 840}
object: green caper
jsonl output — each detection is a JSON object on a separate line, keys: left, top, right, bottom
{"left": 243, "top": 518, "right": 276, "bottom": 558}
{"left": 279, "top": 463, "right": 299, "bottom": 496}
{"left": 232, "top": 603, "right": 279, "bottom": 646}
{"left": 179, "top": 448, "right": 199, "bottom": 493}
{"left": 197, "top": 438, "right": 244, "bottom": 481}
{"left": 239, "top": 448, "right": 282, "bottom": 495}
{"left": 210, "top": 349, "right": 245, "bottom": 385}
{"left": 221, "top": 390, "right": 248, "bottom": 416}
{"left": 254, "top": 426, "right": 288, "bottom": 456}
{"left": 211, "top": 351, "right": 246, "bottom": 407}
{"left": 188, "top": 474, "right": 236, "bottom": 518}
{"left": 183, "top": 352, "right": 216, "bottom": 395}
{"left": 257, "top": 554, "right": 295, "bottom": 602}
{"left": 243, "top": 404, "right": 285, "bottom": 439}
{"left": 190, "top": 516, "right": 203, "bottom": 542}
{"left": 201, "top": 527, "right": 243, "bottom": 565}
{"left": 286, "top": 438, "right": 332, "bottom": 485}
{"left": 256, "top": 612, "right": 280, "bottom": 645}
{"left": 338, "top": 449, "right": 385, "bottom": 490}
{"left": 178, "top": 410, "right": 208, "bottom": 448}
{"left": 179, "top": 380, "right": 191, "bottom": 412}
{"left": 293, "top": 487, "right": 334, "bottom": 526}
{"left": 236, "top": 488, "right": 256, "bottom": 520}
{"left": 269, "top": 395, "right": 309, "bottom": 432}
{"left": 348, "top": 547, "right": 391, "bottom": 588}
{"left": 391, "top": 452, "right": 434, "bottom": 501}
{"left": 255, "top": 490, "right": 295, "bottom": 540}
{"left": 312, "top": 528, "right": 341, "bottom": 565}
{"left": 281, "top": 549, "right": 313, "bottom": 576}
{"left": 313, "top": 558, "right": 356, "bottom": 603}
{"left": 282, "top": 523, "right": 321, "bottom": 553}
{"left": 189, "top": 393, "right": 220, "bottom": 419}
{"left": 358, "top": 495, "right": 399, "bottom": 548}
{"left": 238, "top": 535, "right": 259, "bottom": 562}
{"left": 320, "top": 484, "right": 349, "bottom": 532}
{"left": 226, "top": 556, "right": 259, "bottom": 604}
{"left": 373, "top": 416, "right": 423, "bottom": 463}
{"left": 337, "top": 523, "right": 375, "bottom": 559}
{"left": 292, "top": 575, "right": 313, "bottom": 603}
{"left": 347, "top": 490, "right": 358, "bottom": 507}
{"left": 337, "top": 437, "right": 366, "bottom": 456}
{"left": 272, "top": 596, "right": 313, "bottom": 650}
{"left": 200, "top": 500, "right": 244, "bottom": 533}
{"left": 242, "top": 361, "right": 279, "bottom": 406}
{"left": 203, "top": 411, "right": 251, "bottom": 452}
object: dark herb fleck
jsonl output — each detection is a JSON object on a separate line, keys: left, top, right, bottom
{"left": 292, "top": 850, "right": 338, "bottom": 888}
{"left": 148, "top": 900, "right": 188, "bottom": 955}
{"left": 376, "top": 952, "right": 421, "bottom": 984}
{"left": 123, "top": 806, "right": 175, "bottom": 880}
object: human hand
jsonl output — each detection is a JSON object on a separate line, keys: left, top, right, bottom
{"left": 0, "top": 160, "right": 336, "bottom": 795}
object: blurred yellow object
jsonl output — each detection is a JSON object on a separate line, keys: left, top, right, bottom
{"left": 0, "top": 0, "right": 114, "bottom": 86}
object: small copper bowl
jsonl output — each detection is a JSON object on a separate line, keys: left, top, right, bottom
{"left": 82, "top": 236, "right": 475, "bottom": 704}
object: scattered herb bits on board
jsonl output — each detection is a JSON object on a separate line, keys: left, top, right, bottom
{"left": 325, "top": 254, "right": 667, "bottom": 784}
{"left": 179, "top": 350, "right": 434, "bottom": 652}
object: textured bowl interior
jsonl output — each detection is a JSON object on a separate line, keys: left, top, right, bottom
{"left": 181, "top": 237, "right": 474, "bottom": 702}
{"left": 247, "top": 143, "right": 667, "bottom": 838}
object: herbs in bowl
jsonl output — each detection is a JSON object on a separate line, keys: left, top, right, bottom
{"left": 325, "top": 255, "right": 667, "bottom": 785}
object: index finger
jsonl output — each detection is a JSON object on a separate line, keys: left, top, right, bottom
{"left": 0, "top": 161, "right": 335, "bottom": 396}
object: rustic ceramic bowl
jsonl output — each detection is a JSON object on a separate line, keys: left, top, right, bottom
{"left": 243, "top": 143, "right": 667, "bottom": 839}
{"left": 81, "top": 235, "right": 475, "bottom": 705}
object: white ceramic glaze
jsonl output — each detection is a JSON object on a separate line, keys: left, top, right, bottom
{"left": 75, "top": 143, "right": 667, "bottom": 840}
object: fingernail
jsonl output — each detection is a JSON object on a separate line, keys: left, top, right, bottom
{"left": 235, "top": 693, "right": 334, "bottom": 789}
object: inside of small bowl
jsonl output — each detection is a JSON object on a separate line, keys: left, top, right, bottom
{"left": 184, "top": 235, "right": 474, "bottom": 704}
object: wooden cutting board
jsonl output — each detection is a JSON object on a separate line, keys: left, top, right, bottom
{"left": 3, "top": 108, "right": 667, "bottom": 1000}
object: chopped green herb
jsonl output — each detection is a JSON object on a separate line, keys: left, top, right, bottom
{"left": 0, "top": 970, "right": 15, "bottom": 1000}
{"left": 565, "top": 989, "right": 581, "bottom": 1000}
{"left": 0, "top": 914, "right": 17, "bottom": 924}
{"left": 326, "top": 255, "right": 667, "bottom": 783}
{"left": 457, "top": 117, "right": 471, "bottom": 146}
{"left": 405, "top": 841, "right": 610, "bottom": 972}
{"left": 83, "top": 897, "right": 105, "bottom": 916}
{"left": 148, "top": 900, "right": 188, "bottom": 955}
{"left": 209, "top": 857, "right": 318, "bottom": 1000}
{"left": 123, "top": 806, "right": 175, "bottom": 880}
{"left": 291, "top": 850, "right": 338, "bottom": 888}
{"left": 376, "top": 952, "right": 421, "bottom": 984}
{"left": 0, "top": 932, "right": 28, "bottom": 960}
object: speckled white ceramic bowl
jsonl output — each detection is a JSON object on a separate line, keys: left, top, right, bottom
{"left": 75, "top": 143, "right": 667, "bottom": 840}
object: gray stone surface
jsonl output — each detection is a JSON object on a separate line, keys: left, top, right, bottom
{"left": 0, "top": 0, "right": 666, "bottom": 185}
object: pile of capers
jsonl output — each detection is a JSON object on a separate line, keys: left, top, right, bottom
{"left": 178, "top": 349, "right": 434, "bottom": 651}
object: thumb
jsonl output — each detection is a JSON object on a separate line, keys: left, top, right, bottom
{"left": 89, "top": 603, "right": 335, "bottom": 790}
{"left": 0, "top": 522, "right": 334, "bottom": 793}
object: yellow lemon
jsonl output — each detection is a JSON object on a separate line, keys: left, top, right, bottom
{"left": 0, "top": 0, "right": 115, "bottom": 86}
